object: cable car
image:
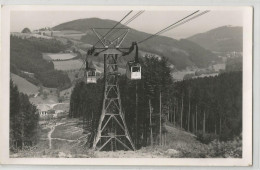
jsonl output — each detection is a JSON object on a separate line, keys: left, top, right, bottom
{"left": 126, "top": 42, "right": 141, "bottom": 80}
{"left": 84, "top": 60, "right": 97, "bottom": 84}
{"left": 126, "top": 61, "right": 141, "bottom": 80}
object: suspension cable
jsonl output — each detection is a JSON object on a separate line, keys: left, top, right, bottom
{"left": 93, "top": 10, "right": 133, "bottom": 47}
{"left": 106, "top": 10, "right": 145, "bottom": 40}
{"left": 138, "top": 10, "right": 201, "bottom": 44}
{"left": 158, "top": 10, "right": 210, "bottom": 35}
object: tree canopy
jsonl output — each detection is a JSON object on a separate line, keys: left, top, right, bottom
{"left": 21, "top": 28, "right": 31, "bottom": 33}
{"left": 69, "top": 56, "right": 242, "bottom": 149}
{"left": 10, "top": 80, "right": 39, "bottom": 150}
{"left": 10, "top": 36, "right": 71, "bottom": 89}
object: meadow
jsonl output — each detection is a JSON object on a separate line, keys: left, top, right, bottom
{"left": 53, "top": 59, "right": 83, "bottom": 71}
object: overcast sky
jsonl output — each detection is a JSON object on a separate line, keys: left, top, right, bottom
{"left": 10, "top": 10, "right": 243, "bottom": 39}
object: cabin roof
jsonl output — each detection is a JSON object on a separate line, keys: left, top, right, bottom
{"left": 127, "top": 61, "right": 141, "bottom": 70}
{"left": 88, "top": 61, "right": 96, "bottom": 70}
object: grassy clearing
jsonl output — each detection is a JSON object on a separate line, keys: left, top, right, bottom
{"left": 11, "top": 73, "right": 39, "bottom": 95}
{"left": 29, "top": 94, "right": 58, "bottom": 104}
{"left": 45, "top": 53, "right": 77, "bottom": 60}
{"left": 10, "top": 118, "right": 93, "bottom": 158}
{"left": 51, "top": 120, "right": 83, "bottom": 140}
{"left": 95, "top": 124, "right": 209, "bottom": 158}
{"left": 53, "top": 59, "right": 83, "bottom": 71}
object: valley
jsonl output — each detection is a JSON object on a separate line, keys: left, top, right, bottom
{"left": 9, "top": 18, "right": 242, "bottom": 158}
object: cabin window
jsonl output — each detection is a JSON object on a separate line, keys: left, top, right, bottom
{"left": 132, "top": 66, "right": 140, "bottom": 72}
{"left": 88, "top": 71, "right": 96, "bottom": 76}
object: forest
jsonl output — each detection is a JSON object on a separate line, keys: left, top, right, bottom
{"left": 69, "top": 56, "right": 242, "bottom": 150}
{"left": 10, "top": 36, "right": 71, "bottom": 89}
{"left": 10, "top": 80, "right": 39, "bottom": 151}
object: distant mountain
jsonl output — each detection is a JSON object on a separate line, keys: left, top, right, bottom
{"left": 187, "top": 26, "right": 242, "bottom": 53}
{"left": 53, "top": 18, "right": 218, "bottom": 70}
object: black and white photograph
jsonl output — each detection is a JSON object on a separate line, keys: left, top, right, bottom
{"left": 0, "top": 5, "right": 253, "bottom": 166}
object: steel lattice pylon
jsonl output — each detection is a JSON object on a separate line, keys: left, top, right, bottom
{"left": 93, "top": 49, "right": 135, "bottom": 151}
{"left": 90, "top": 28, "right": 135, "bottom": 151}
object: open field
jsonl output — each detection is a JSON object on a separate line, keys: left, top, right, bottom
{"left": 60, "top": 86, "right": 74, "bottom": 101}
{"left": 51, "top": 121, "right": 83, "bottom": 140}
{"left": 10, "top": 74, "right": 62, "bottom": 105}
{"left": 53, "top": 59, "right": 83, "bottom": 71}
{"left": 57, "top": 34, "right": 85, "bottom": 40}
{"left": 50, "top": 30, "right": 86, "bottom": 40}
{"left": 172, "top": 70, "right": 196, "bottom": 81}
{"left": 44, "top": 53, "right": 77, "bottom": 61}
{"left": 10, "top": 118, "right": 93, "bottom": 158}
{"left": 29, "top": 90, "right": 58, "bottom": 105}
{"left": 53, "top": 103, "right": 70, "bottom": 112}
{"left": 11, "top": 73, "right": 39, "bottom": 96}
{"left": 11, "top": 32, "right": 53, "bottom": 39}
{"left": 193, "top": 73, "right": 219, "bottom": 79}
{"left": 212, "top": 63, "right": 225, "bottom": 71}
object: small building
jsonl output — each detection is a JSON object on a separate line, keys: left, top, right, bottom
{"left": 37, "top": 104, "right": 52, "bottom": 117}
{"left": 21, "top": 71, "right": 35, "bottom": 78}
{"left": 53, "top": 110, "right": 68, "bottom": 118}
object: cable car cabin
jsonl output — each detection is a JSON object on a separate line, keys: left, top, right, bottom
{"left": 126, "top": 62, "right": 141, "bottom": 80}
{"left": 84, "top": 69, "right": 97, "bottom": 84}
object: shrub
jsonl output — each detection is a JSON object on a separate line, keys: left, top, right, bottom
{"left": 207, "top": 135, "right": 242, "bottom": 158}
{"left": 196, "top": 131, "right": 218, "bottom": 144}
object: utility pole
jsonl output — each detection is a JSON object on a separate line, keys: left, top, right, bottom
{"left": 188, "top": 93, "right": 191, "bottom": 132}
{"left": 173, "top": 99, "right": 176, "bottom": 126}
{"left": 149, "top": 99, "right": 153, "bottom": 146}
{"left": 135, "top": 81, "right": 138, "bottom": 147}
{"left": 159, "top": 91, "right": 162, "bottom": 146}
{"left": 181, "top": 95, "right": 184, "bottom": 129}
{"left": 203, "top": 110, "right": 206, "bottom": 134}
{"left": 196, "top": 104, "right": 198, "bottom": 132}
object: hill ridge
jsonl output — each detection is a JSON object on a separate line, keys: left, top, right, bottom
{"left": 187, "top": 25, "right": 242, "bottom": 53}
{"left": 53, "top": 18, "right": 218, "bottom": 70}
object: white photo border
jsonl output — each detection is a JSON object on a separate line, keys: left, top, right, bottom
{"left": 0, "top": 5, "right": 253, "bottom": 166}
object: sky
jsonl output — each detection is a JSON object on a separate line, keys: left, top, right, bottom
{"left": 10, "top": 10, "right": 243, "bottom": 39}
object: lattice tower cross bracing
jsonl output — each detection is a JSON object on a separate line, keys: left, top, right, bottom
{"left": 92, "top": 28, "right": 135, "bottom": 151}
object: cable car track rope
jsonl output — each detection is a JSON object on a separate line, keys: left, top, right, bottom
{"left": 106, "top": 10, "right": 145, "bottom": 39}
{"left": 76, "top": 10, "right": 209, "bottom": 82}
{"left": 93, "top": 10, "right": 133, "bottom": 47}
{"left": 76, "top": 10, "right": 137, "bottom": 79}
{"left": 138, "top": 10, "right": 210, "bottom": 44}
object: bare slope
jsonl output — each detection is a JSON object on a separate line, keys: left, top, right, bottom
{"left": 11, "top": 73, "right": 39, "bottom": 95}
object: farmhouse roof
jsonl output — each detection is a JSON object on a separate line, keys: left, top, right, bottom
{"left": 37, "top": 104, "right": 51, "bottom": 112}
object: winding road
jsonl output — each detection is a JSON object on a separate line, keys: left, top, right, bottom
{"left": 47, "top": 122, "right": 65, "bottom": 149}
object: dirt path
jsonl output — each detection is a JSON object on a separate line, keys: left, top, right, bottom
{"left": 47, "top": 122, "right": 65, "bottom": 149}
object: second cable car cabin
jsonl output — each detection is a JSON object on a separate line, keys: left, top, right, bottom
{"left": 126, "top": 61, "right": 141, "bottom": 80}
{"left": 83, "top": 61, "right": 97, "bottom": 84}
{"left": 125, "top": 42, "right": 141, "bottom": 80}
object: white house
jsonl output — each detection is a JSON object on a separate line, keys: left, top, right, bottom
{"left": 37, "top": 104, "right": 52, "bottom": 117}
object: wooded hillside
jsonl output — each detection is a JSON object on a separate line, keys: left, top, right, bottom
{"left": 69, "top": 56, "right": 242, "bottom": 149}
{"left": 10, "top": 36, "right": 71, "bottom": 89}
{"left": 10, "top": 80, "right": 39, "bottom": 150}
{"left": 187, "top": 26, "right": 243, "bottom": 52}
{"left": 53, "top": 18, "right": 218, "bottom": 70}
{"left": 172, "top": 71, "right": 242, "bottom": 141}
